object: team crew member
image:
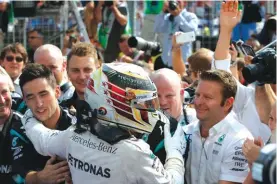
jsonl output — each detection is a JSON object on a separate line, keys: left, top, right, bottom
{"left": 148, "top": 68, "right": 197, "bottom": 164}
{"left": 0, "top": 67, "right": 22, "bottom": 184}
{"left": 60, "top": 42, "right": 100, "bottom": 110}
{"left": 183, "top": 70, "right": 253, "bottom": 184}
{"left": 10, "top": 64, "right": 75, "bottom": 184}
{"left": 22, "top": 63, "right": 186, "bottom": 184}
{"left": 34, "top": 44, "right": 75, "bottom": 102}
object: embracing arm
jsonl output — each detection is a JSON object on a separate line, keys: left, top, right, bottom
{"left": 22, "top": 110, "right": 70, "bottom": 159}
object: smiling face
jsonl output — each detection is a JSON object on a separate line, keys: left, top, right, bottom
{"left": 23, "top": 78, "right": 60, "bottom": 123}
{"left": 0, "top": 79, "right": 12, "bottom": 123}
{"left": 67, "top": 55, "right": 97, "bottom": 99}
{"left": 194, "top": 80, "right": 232, "bottom": 125}
{"left": 1, "top": 51, "right": 25, "bottom": 80}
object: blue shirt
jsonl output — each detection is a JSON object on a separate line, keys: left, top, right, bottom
{"left": 154, "top": 9, "right": 198, "bottom": 67}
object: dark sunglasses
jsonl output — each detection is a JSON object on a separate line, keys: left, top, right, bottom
{"left": 5, "top": 56, "right": 24, "bottom": 62}
{"left": 28, "top": 36, "right": 41, "bottom": 39}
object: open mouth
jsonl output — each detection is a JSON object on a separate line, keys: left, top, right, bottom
{"left": 36, "top": 109, "right": 46, "bottom": 114}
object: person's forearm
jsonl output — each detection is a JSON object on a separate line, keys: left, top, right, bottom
{"left": 215, "top": 28, "right": 232, "bottom": 60}
{"left": 95, "top": 3, "right": 103, "bottom": 23}
{"left": 112, "top": 7, "right": 127, "bottom": 26}
{"left": 243, "top": 172, "right": 256, "bottom": 184}
{"left": 172, "top": 47, "right": 186, "bottom": 76}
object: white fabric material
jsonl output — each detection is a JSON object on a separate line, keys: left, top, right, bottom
{"left": 212, "top": 58, "right": 271, "bottom": 143}
{"left": 183, "top": 111, "right": 253, "bottom": 184}
{"left": 22, "top": 110, "right": 184, "bottom": 184}
{"left": 164, "top": 123, "right": 186, "bottom": 162}
{"left": 13, "top": 77, "right": 22, "bottom": 97}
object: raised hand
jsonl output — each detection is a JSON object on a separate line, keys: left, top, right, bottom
{"left": 220, "top": 0, "right": 242, "bottom": 32}
{"left": 229, "top": 44, "right": 238, "bottom": 62}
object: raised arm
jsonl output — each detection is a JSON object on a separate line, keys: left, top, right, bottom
{"left": 172, "top": 32, "right": 187, "bottom": 76}
{"left": 95, "top": 0, "right": 104, "bottom": 23}
{"left": 111, "top": 1, "right": 127, "bottom": 26}
{"left": 214, "top": 0, "right": 242, "bottom": 61}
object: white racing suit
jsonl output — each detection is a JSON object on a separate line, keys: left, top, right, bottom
{"left": 22, "top": 110, "right": 184, "bottom": 184}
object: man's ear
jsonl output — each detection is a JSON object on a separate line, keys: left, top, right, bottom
{"left": 55, "top": 86, "right": 61, "bottom": 99}
{"left": 224, "top": 97, "right": 235, "bottom": 112}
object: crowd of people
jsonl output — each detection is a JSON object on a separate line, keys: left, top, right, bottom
{"left": 0, "top": 0, "right": 276, "bottom": 184}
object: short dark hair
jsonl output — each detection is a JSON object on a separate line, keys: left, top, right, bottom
{"left": 0, "top": 43, "right": 28, "bottom": 63}
{"left": 67, "top": 42, "right": 98, "bottom": 68}
{"left": 200, "top": 70, "right": 237, "bottom": 110}
{"left": 19, "top": 63, "right": 57, "bottom": 93}
{"left": 28, "top": 28, "right": 44, "bottom": 37}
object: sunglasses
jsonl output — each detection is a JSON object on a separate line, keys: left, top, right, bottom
{"left": 28, "top": 36, "right": 43, "bottom": 39}
{"left": 5, "top": 56, "right": 24, "bottom": 62}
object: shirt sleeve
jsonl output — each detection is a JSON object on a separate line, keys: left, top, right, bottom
{"left": 219, "top": 137, "right": 250, "bottom": 183}
{"left": 176, "top": 11, "right": 198, "bottom": 33}
{"left": 126, "top": 141, "right": 184, "bottom": 184}
{"left": 22, "top": 110, "right": 70, "bottom": 159}
{"left": 211, "top": 57, "right": 231, "bottom": 72}
{"left": 154, "top": 13, "right": 170, "bottom": 33}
